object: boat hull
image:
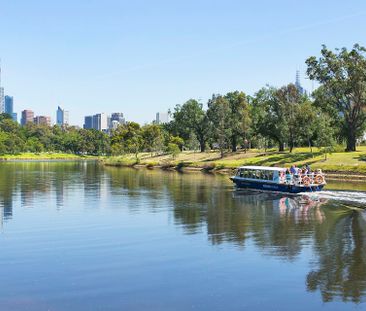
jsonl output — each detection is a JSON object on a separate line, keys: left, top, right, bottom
{"left": 231, "top": 177, "right": 324, "bottom": 194}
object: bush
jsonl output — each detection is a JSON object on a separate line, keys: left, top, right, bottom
{"left": 167, "top": 143, "right": 180, "bottom": 159}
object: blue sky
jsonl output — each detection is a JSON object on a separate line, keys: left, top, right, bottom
{"left": 1, "top": 0, "right": 366, "bottom": 125}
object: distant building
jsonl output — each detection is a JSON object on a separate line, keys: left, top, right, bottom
{"left": 34, "top": 115, "right": 51, "bottom": 126}
{"left": 21, "top": 110, "right": 34, "bottom": 126}
{"left": 0, "top": 64, "right": 4, "bottom": 113}
{"left": 295, "top": 70, "right": 305, "bottom": 95}
{"left": 93, "top": 113, "right": 108, "bottom": 131}
{"left": 155, "top": 112, "right": 170, "bottom": 124}
{"left": 56, "top": 106, "right": 69, "bottom": 126}
{"left": 84, "top": 116, "right": 93, "bottom": 129}
{"left": 109, "top": 112, "right": 125, "bottom": 129}
{"left": 0, "top": 87, "right": 4, "bottom": 114}
{"left": 4, "top": 95, "right": 13, "bottom": 114}
{"left": 84, "top": 113, "right": 108, "bottom": 131}
{"left": 4, "top": 95, "right": 17, "bottom": 121}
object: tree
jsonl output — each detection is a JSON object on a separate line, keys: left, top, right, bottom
{"left": 207, "top": 95, "right": 231, "bottom": 157}
{"left": 224, "top": 91, "right": 251, "bottom": 152}
{"left": 141, "top": 124, "right": 164, "bottom": 155}
{"left": 314, "top": 113, "right": 336, "bottom": 160}
{"left": 167, "top": 143, "right": 180, "bottom": 159}
{"left": 306, "top": 44, "right": 366, "bottom": 151}
{"left": 111, "top": 122, "right": 143, "bottom": 159}
{"left": 297, "top": 101, "right": 318, "bottom": 153}
{"left": 252, "top": 86, "right": 289, "bottom": 151}
{"left": 172, "top": 99, "right": 210, "bottom": 152}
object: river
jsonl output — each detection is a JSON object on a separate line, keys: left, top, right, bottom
{"left": 0, "top": 162, "right": 365, "bottom": 310}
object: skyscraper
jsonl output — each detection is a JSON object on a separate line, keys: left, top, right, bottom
{"left": 295, "top": 70, "right": 305, "bottom": 95}
{"left": 109, "top": 112, "right": 125, "bottom": 129}
{"left": 0, "top": 63, "right": 4, "bottom": 114}
{"left": 34, "top": 115, "right": 51, "bottom": 126}
{"left": 84, "top": 116, "right": 93, "bottom": 129}
{"left": 92, "top": 113, "right": 108, "bottom": 131}
{"left": 84, "top": 113, "right": 108, "bottom": 131}
{"left": 56, "top": 106, "right": 69, "bottom": 126}
{"left": 4, "top": 95, "right": 17, "bottom": 122}
{"left": 0, "top": 87, "right": 4, "bottom": 114}
{"left": 155, "top": 112, "right": 170, "bottom": 124}
{"left": 21, "top": 110, "right": 34, "bottom": 126}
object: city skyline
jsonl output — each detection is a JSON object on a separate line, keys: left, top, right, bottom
{"left": 1, "top": 1, "right": 365, "bottom": 126}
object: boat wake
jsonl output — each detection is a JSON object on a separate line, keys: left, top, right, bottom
{"left": 303, "top": 190, "right": 366, "bottom": 207}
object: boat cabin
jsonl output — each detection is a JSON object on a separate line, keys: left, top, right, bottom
{"left": 235, "top": 166, "right": 285, "bottom": 183}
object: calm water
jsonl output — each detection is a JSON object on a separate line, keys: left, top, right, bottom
{"left": 0, "top": 162, "right": 366, "bottom": 311}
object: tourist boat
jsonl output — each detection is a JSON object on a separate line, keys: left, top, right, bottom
{"left": 230, "top": 165, "right": 326, "bottom": 194}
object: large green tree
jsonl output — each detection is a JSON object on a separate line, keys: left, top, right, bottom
{"left": 207, "top": 95, "right": 232, "bottom": 157}
{"left": 306, "top": 44, "right": 366, "bottom": 151}
{"left": 172, "top": 99, "right": 209, "bottom": 152}
{"left": 224, "top": 91, "right": 251, "bottom": 152}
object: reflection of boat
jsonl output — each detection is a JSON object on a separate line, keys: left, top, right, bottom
{"left": 233, "top": 191, "right": 328, "bottom": 223}
{"left": 230, "top": 166, "right": 326, "bottom": 194}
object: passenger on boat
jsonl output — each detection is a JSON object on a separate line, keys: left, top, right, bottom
{"left": 285, "top": 169, "right": 292, "bottom": 184}
{"left": 290, "top": 165, "right": 297, "bottom": 175}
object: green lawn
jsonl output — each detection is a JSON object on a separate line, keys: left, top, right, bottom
{"left": 0, "top": 152, "right": 96, "bottom": 160}
{"left": 102, "top": 146, "right": 366, "bottom": 174}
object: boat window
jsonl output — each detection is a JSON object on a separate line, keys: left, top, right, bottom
{"left": 268, "top": 171, "right": 274, "bottom": 180}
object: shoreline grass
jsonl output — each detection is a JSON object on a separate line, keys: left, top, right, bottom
{"left": 0, "top": 152, "right": 97, "bottom": 161}
{"left": 101, "top": 146, "right": 366, "bottom": 175}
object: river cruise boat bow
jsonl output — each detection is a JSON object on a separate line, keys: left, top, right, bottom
{"left": 230, "top": 166, "right": 326, "bottom": 194}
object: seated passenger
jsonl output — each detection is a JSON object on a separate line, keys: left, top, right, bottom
{"left": 285, "top": 169, "right": 292, "bottom": 184}
{"left": 290, "top": 165, "right": 297, "bottom": 175}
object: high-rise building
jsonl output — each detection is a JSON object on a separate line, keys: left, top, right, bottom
{"left": 21, "top": 110, "right": 34, "bottom": 126}
{"left": 295, "top": 70, "right": 305, "bottom": 95}
{"left": 34, "top": 115, "right": 51, "bottom": 126}
{"left": 84, "top": 116, "right": 93, "bottom": 129}
{"left": 84, "top": 113, "right": 108, "bottom": 131}
{"left": 0, "top": 87, "right": 4, "bottom": 114}
{"left": 5, "top": 95, "right": 13, "bottom": 114}
{"left": 110, "top": 112, "right": 125, "bottom": 124}
{"left": 155, "top": 112, "right": 170, "bottom": 124}
{"left": 109, "top": 112, "right": 125, "bottom": 129}
{"left": 93, "top": 113, "right": 108, "bottom": 131}
{"left": 0, "top": 64, "right": 4, "bottom": 113}
{"left": 56, "top": 106, "right": 69, "bottom": 126}
{"left": 4, "top": 95, "right": 17, "bottom": 122}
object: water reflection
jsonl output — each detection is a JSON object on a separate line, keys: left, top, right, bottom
{"left": 0, "top": 163, "right": 365, "bottom": 304}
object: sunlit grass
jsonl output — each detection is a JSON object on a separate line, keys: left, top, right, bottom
{"left": 0, "top": 152, "right": 94, "bottom": 160}
{"left": 103, "top": 146, "right": 366, "bottom": 173}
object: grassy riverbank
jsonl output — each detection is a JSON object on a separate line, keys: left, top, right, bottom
{"left": 101, "top": 146, "right": 366, "bottom": 175}
{"left": 0, "top": 152, "right": 96, "bottom": 161}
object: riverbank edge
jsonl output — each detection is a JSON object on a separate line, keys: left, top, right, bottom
{"left": 0, "top": 154, "right": 98, "bottom": 162}
{"left": 101, "top": 161, "right": 366, "bottom": 182}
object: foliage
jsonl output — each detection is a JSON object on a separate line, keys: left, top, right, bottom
{"left": 207, "top": 95, "right": 232, "bottom": 157}
{"left": 166, "top": 143, "right": 181, "bottom": 159}
{"left": 306, "top": 44, "right": 366, "bottom": 151}
{"left": 171, "top": 99, "right": 210, "bottom": 152}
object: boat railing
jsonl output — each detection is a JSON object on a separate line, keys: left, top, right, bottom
{"left": 281, "top": 172, "right": 326, "bottom": 186}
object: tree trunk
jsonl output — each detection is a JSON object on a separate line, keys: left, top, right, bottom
{"left": 231, "top": 135, "right": 237, "bottom": 152}
{"left": 200, "top": 140, "right": 205, "bottom": 152}
{"left": 278, "top": 141, "right": 285, "bottom": 152}
{"left": 345, "top": 129, "right": 356, "bottom": 152}
{"left": 308, "top": 138, "right": 313, "bottom": 154}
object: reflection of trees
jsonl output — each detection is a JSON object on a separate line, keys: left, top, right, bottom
{"left": 1, "top": 164, "right": 366, "bottom": 303}
{"left": 307, "top": 211, "right": 366, "bottom": 303}
{"left": 107, "top": 169, "right": 366, "bottom": 303}
{"left": 0, "top": 162, "right": 102, "bottom": 221}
